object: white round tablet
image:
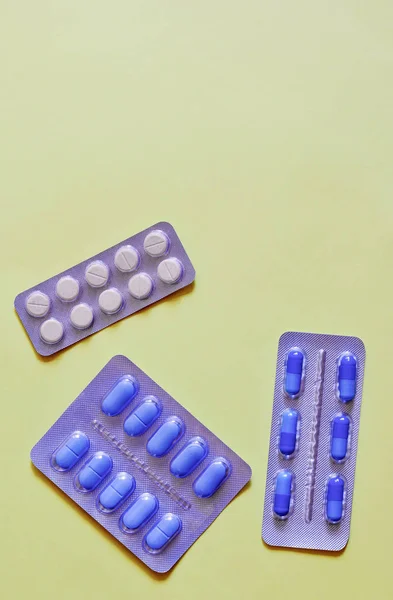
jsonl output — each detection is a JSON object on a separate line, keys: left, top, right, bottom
{"left": 157, "top": 258, "right": 183, "bottom": 284}
{"left": 70, "top": 303, "right": 94, "bottom": 330}
{"left": 98, "top": 288, "right": 123, "bottom": 315}
{"left": 114, "top": 245, "right": 140, "bottom": 273}
{"left": 85, "top": 261, "right": 109, "bottom": 288}
{"left": 25, "top": 291, "right": 50, "bottom": 318}
{"left": 56, "top": 276, "right": 80, "bottom": 302}
{"left": 40, "top": 318, "right": 64, "bottom": 344}
{"left": 144, "top": 230, "right": 170, "bottom": 258}
{"left": 128, "top": 273, "right": 154, "bottom": 300}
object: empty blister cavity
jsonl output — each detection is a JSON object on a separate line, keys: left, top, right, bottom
{"left": 114, "top": 245, "right": 140, "bottom": 273}
{"left": 124, "top": 396, "right": 161, "bottom": 436}
{"left": 70, "top": 303, "right": 94, "bottom": 330}
{"left": 128, "top": 273, "right": 154, "bottom": 300}
{"left": 98, "top": 288, "right": 123, "bottom": 315}
{"left": 325, "top": 474, "right": 346, "bottom": 523}
{"left": 97, "top": 472, "right": 135, "bottom": 513}
{"left": 144, "top": 513, "right": 182, "bottom": 554}
{"left": 120, "top": 493, "right": 159, "bottom": 533}
{"left": 273, "top": 470, "right": 294, "bottom": 519}
{"left": 157, "top": 258, "right": 183, "bottom": 284}
{"left": 55, "top": 276, "right": 80, "bottom": 302}
{"left": 85, "top": 260, "right": 109, "bottom": 288}
{"left": 101, "top": 375, "right": 138, "bottom": 416}
{"left": 337, "top": 352, "right": 357, "bottom": 402}
{"left": 144, "top": 230, "right": 170, "bottom": 257}
{"left": 193, "top": 458, "right": 231, "bottom": 498}
{"left": 278, "top": 408, "right": 299, "bottom": 458}
{"left": 147, "top": 417, "right": 184, "bottom": 457}
{"left": 40, "top": 318, "right": 64, "bottom": 344}
{"left": 284, "top": 348, "right": 304, "bottom": 397}
{"left": 170, "top": 437, "right": 209, "bottom": 478}
{"left": 25, "top": 291, "right": 50, "bottom": 317}
{"left": 51, "top": 431, "right": 90, "bottom": 471}
{"left": 75, "top": 452, "right": 113, "bottom": 492}
{"left": 330, "top": 413, "right": 351, "bottom": 462}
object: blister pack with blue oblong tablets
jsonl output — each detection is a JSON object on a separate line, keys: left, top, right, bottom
{"left": 15, "top": 222, "right": 195, "bottom": 356}
{"left": 31, "top": 355, "right": 251, "bottom": 572}
{"left": 262, "top": 332, "right": 365, "bottom": 551}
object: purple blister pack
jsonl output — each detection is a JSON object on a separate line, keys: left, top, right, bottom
{"left": 262, "top": 332, "right": 365, "bottom": 551}
{"left": 15, "top": 222, "right": 195, "bottom": 356}
{"left": 31, "top": 355, "right": 252, "bottom": 573}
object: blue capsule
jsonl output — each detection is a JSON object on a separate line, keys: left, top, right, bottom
{"left": 273, "top": 470, "right": 293, "bottom": 517}
{"left": 120, "top": 493, "right": 159, "bottom": 533}
{"left": 124, "top": 396, "right": 161, "bottom": 437}
{"left": 170, "top": 437, "right": 208, "bottom": 478}
{"left": 326, "top": 475, "right": 345, "bottom": 523}
{"left": 52, "top": 431, "right": 90, "bottom": 471}
{"left": 97, "top": 472, "right": 135, "bottom": 513}
{"left": 279, "top": 409, "right": 299, "bottom": 457}
{"left": 144, "top": 513, "right": 182, "bottom": 553}
{"left": 285, "top": 349, "right": 304, "bottom": 396}
{"left": 338, "top": 353, "right": 357, "bottom": 402}
{"left": 146, "top": 417, "right": 184, "bottom": 457}
{"left": 101, "top": 375, "right": 138, "bottom": 416}
{"left": 75, "top": 452, "right": 113, "bottom": 492}
{"left": 331, "top": 414, "right": 351, "bottom": 462}
{"left": 193, "top": 458, "right": 231, "bottom": 498}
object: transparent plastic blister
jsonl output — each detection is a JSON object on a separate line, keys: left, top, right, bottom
{"left": 14, "top": 222, "right": 195, "bottom": 356}
{"left": 31, "top": 355, "right": 251, "bottom": 572}
{"left": 262, "top": 332, "right": 365, "bottom": 551}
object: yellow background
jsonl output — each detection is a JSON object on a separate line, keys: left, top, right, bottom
{"left": 1, "top": 2, "right": 392, "bottom": 599}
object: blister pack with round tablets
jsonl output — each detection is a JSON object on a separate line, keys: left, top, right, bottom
{"left": 14, "top": 222, "right": 195, "bottom": 356}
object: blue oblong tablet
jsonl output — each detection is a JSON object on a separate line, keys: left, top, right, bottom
{"left": 170, "top": 437, "right": 208, "bottom": 478}
{"left": 144, "top": 513, "right": 182, "bottom": 553}
{"left": 146, "top": 417, "right": 184, "bottom": 457}
{"left": 101, "top": 375, "right": 139, "bottom": 416}
{"left": 285, "top": 349, "right": 304, "bottom": 396}
{"left": 75, "top": 452, "right": 113, "bottom": 492}
{"left": 279, "top": 409, "right": 299, "bottom": 457}
{"left": 193, "top": 458, "right": 231, "bottom": 498}
{"left": 97, "top": 472, "right": 135, "bottom": 513}
{"left": 124, "top": 396, "right": 161, "bottom": 437}
{"left": 52, "top": 431, "right": 90, "bottom": 471}
{"left": 338, "top": 353, "right": 357, "bottom": 402}
{"left": 273, "top": 470, "right": 293, "bottom": 517}
{"left": 326, "top": 475, "right": 345, "bottom": 523}
{"left": 120, "top": 493, "right": 159, "bottom": 533}
{"left": 330, "top": 414, "right": 351, "bottom": 462}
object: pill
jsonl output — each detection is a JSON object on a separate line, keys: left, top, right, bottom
{"left": 285, "top": 349, "right": 304, "bottom": 396}
{"left": 97, "top": 472, "right": 135, "bottom": 512}
{"left": 326, "top": 475, "right": 345, "bottom": 522}
{"left": 120, "top": 493, "right": 159, "bottom": 532}
{"left": 279, "top": 408, "right": 299, "bottom": 457}
{"left": 170, "top": 437, "right": 208, "bottom": 478}
{"left": 144, "top": 230, "right": 170, "bottom": 258}
{"left": 114, "top": 245, "right": 140, "bottom": 273}
{"left": 193, "top": 458, "right": 231, "bottom": 498}
{"left": 25, "top": 291, "right": 50, "bottom": 318}
{"left": 101, "top": 375, "right": 138, "bottom": 416}
{"left": 40, "top": 318, "right": 64, "bottom": 344}
{"left": 338, "top": 353, "right": 357, "bottom": 402}
{"left": 85, "top": 261, "right": 109, "bottom": 288}
{"left": 70, "top": 303, "right": 94, "bottom": 330}
{"left": 273, "top": 470, "right": 293, "bottom": 517}
{"left": 128, "top": 272, "right": 154, "bottom": 300}
{"left": 55, "top": 276, "right": 80, "bottom": 302}
{"left": 52, "top": 431, "right": 90, "bottom": 471}
{"left": 144, "top": 513, "right": 182, "bottom": 552}
{"left": 98, "top": 288, "right": 123, "bottom": 315}
{"left": 124, "top": 396, "right": 161, "bottom": 436}
{"left": 76, "top": 452, "right": 113, "bottom": 492}
{"left": 157, "top": 258, "right": 183, "bottom": 284}
{"left": 146, "top": 417, "right": 184, "bottom": 457}
{"left": 331, "top": 414, "right": 351, "bottom": 461}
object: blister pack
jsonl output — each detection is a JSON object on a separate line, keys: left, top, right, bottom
{"left": 31, "top": 355, "right": 251, "bottom": 572}
{"left": 262, "top": 332, "right": 365, "bottom": 551}
{"left": 15, "top": 222, "right": 195, "bottom": 356}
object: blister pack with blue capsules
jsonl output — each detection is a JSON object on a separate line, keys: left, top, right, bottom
{"left": 262, "top": 332, "right": 365, "bottom": 551}
{"left": 31, "top": 355, "right": 251, "bottom": 572}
